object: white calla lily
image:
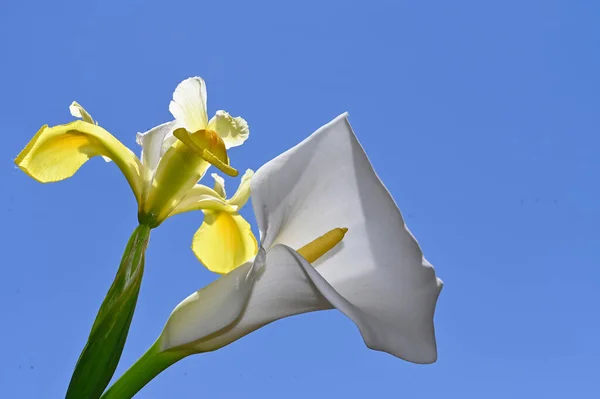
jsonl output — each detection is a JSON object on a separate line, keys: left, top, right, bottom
{"left": 161, "top": 113, "right": 443, "bottom": 363}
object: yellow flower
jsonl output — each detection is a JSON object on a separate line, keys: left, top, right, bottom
{"left": 15, "top": 77, "right": 250, "bottom": 228}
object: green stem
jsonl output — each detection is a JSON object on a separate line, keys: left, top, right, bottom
{"left": 101, "top": 341, "right": 188, "bottom": 399}
{"left": 66, "top": 224, "right": 151, "bottom": 399}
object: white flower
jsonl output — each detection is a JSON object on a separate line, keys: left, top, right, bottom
{"left": 160, "top": 113, "right": 443, "bottom": 363}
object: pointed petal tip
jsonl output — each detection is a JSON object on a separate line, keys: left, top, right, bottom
{"left": 211, "top": 172, "right": 224, "bottom": 182}
{"left": 324, "top": 112, "right": 351, "bottom": 130}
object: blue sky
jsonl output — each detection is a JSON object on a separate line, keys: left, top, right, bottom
{"left": 2, "top": 0, "right": 599, "bottom": 398}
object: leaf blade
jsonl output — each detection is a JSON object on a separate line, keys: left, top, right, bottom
{"left": 66, "top": 224, "right": 150, "bottom": 399}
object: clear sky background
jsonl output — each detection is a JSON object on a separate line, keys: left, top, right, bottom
{"left": 1, "top": 1, "right": 599, "bottom": 398}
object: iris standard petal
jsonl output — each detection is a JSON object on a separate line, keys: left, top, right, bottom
{"left": 207, "top": 110, "right": 249, "bottom": 149}
{"left": 15, "top": 120, "right": 143, "bottom": 202}
{"left": 136, "top": 121, "right": 177, "bottom": 185}
{"left": 191, "top": 211, "right": 258, "bottom": 274}
{"left": 169, "top": 77, "right": 208, "bottom": 133}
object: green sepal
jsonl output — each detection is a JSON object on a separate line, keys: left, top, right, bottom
{"left": 66, "top": 224, "right": 151, "bottom": 399}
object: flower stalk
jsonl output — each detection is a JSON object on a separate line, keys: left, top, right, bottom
{"left": 100, "top": 341, "right": 188, "bottom": 399}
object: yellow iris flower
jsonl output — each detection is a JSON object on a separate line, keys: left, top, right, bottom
{"left": 15, "top": 77, "right": 252, "bottom": 231}
{"left": 15, "top": 77, "right": 261, "bottom": 398}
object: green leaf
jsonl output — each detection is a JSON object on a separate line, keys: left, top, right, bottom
{"left": 66, "top": 224, "right": 151, "bottom": 399}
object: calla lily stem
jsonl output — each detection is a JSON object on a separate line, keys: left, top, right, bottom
{"left": 101, "top": 341, "right": 188, "bottom": 399}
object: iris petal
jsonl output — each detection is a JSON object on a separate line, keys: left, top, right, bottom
{"left": 191, "top": 211, "right": 258, "bottom": 274}
{"left": 15, "top": 121, "right": 143, "bottom": 202}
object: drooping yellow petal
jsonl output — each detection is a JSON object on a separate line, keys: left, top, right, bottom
{"left": 15, "top": 120, "right": 143, "bottom": 202}
{"left": 192, "top": 211, "right": 258, "bottom": 274}
{"left": 207, "top": 110, "right": 249, "bottom": 149}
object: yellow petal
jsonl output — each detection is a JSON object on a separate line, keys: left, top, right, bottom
{"left": 207, "top": 110, "right": 249, "bottom": 149}
{"left": 170, "top": 184, "right": 236, "bottom": 216}
{"left": 15, "top": 121, "right": 143, "bottom": 202}
{"left": 192, "top": 211, "right": 258, "bottom": 274}
{"left": 168, "top": 170, "right": 251, "bottom": 217}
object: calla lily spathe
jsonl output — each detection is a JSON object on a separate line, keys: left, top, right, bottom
{"left": 159, "top": 113, "right": 443, "bottom": 364}
{"left": 15, "top": 77, "right": 250, "bottom": 228}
